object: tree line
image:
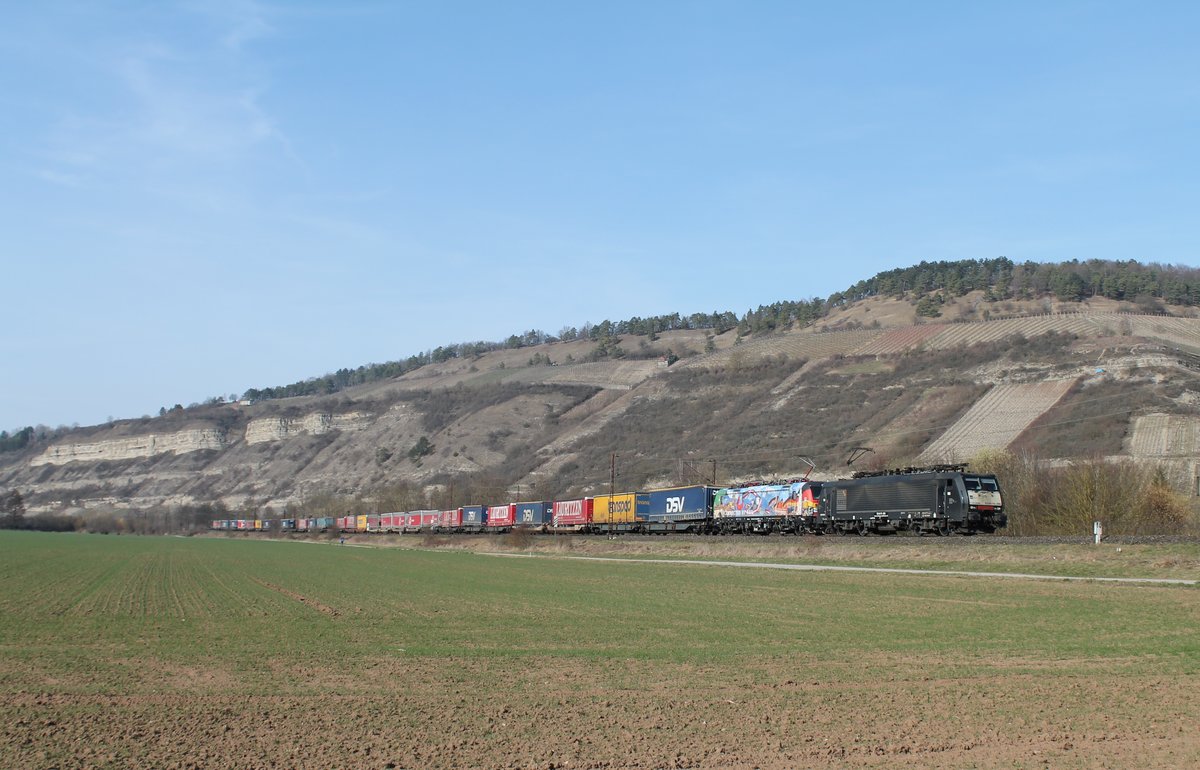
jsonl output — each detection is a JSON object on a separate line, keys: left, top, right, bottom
{"left": 833, "top": 257, "right": 1200, "bottom": 306}
{"left": 0, "top": 490, "right": 72, "bottom": 532}
{"left": 0, "top": 427, "right": 34, "bottom": 454}
{"left": 0, "top": 493, "right": 239, "bottom": 535}
{"left": 235, "top": 258, "right": 1200, "bottom": 407}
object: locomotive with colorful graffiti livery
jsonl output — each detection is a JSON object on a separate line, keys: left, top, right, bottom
{"left": 211, "top": 465, "right": 1005, "bottom": 536}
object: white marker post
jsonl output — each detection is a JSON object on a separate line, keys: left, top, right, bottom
{"left": 1093, "top": 520, "right": 1103, "bottom": 545}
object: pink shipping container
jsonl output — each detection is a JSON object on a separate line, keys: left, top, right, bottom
{"left": 553, "top": 498, "right": 594, "bottom": 527}
{"left": 366, "top": 514, "right": 382, "bottom": 532}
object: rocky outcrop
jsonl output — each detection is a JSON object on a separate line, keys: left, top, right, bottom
{"left": 27, "top": 409, "right": 374, "bottom": 466}
{"left": 244, "top": 412, "right": 371, "bottom": 444}
{"left": 31, "top": 429, "right": 229, "bottom": 466}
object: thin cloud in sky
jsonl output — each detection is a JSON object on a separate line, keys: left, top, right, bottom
{"left": 2, "top": 1, "right": 1199, "bottom": 430}
{"left": 29, "top": 2, "right": 286, "bottom": 191}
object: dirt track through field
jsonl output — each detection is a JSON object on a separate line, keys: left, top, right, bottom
{"left": 482, "top": 553, "right": 1199, "bottom": 585}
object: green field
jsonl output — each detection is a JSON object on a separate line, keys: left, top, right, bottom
{"left": 2, "top": 531, "right": 1198, "bottom": 768}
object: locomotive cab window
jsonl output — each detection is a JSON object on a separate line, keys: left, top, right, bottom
{"left": 963, "top": 476, "right": 999, "bottom": 492}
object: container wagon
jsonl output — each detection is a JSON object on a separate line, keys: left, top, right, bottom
{"left": 437, "top": 508, "right": 463, "bottom": 531}
{"left": 588, "top": 493, "right": 648, "bottom": 533}
{"left": 513, "top": 501, "right": 553, "bottom": 528}
{"left": 643, "top": 486, "right": 715, "bottom": 533}
{"left": 552, "top": 498, "right": 593, "bottom": 529}
{"left": 461, "top": 505, "right": 487, "bottom": 532}
{"left": 487, "top": 504, "right": 515, "bottom": 530}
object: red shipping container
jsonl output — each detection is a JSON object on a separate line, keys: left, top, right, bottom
{"left": 487, "top": 504, "right": 515, "bottom": 528}
{"left": 553, "top": 498, "right": 593, "bottom": 527}
{"left": 441, "top": 508, "right": 463, "bottom": 528}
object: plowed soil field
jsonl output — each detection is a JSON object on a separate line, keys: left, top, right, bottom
{"left": 2, "top": 532, "right": 1198, "bottom": 769}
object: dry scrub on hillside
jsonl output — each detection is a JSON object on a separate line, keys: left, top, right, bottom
{"left": 970, "top": 449, "right": 1196, "bottom": 536}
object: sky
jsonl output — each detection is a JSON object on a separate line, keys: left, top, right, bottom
{"left": 2, "top": 1, "right": 1199, "bottom": 430}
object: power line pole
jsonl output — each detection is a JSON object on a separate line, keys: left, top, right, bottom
{"left": 609, "top": 452, "right": 617, "bottom": 539}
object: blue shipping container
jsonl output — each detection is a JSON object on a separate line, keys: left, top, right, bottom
{"left": 461, "top": 505, "right": 487, "bottom": 526}
{"left": 644, "top": 486, "right": 715, "bottom": 523}
{"left": 513, "top": 501, "right": 552, "bottom": 526}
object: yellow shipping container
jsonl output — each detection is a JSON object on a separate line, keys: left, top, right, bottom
{"left": 593, "top": 493, "right": 638, "bottom": 524}
{"left": 254, "top": 519, "right": 262, "bottom": 530}
{"left": 356, "top": 514, "right": 368, "bottom": 532}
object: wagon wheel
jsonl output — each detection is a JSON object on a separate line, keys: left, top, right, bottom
{"left": 936, "top": 519, "right": 951, "bottom": 537}
{"left": 911, "top": 523, "right": 923, "bottom": 537}
{"left": 857, "top": 521, "right": 870, "bottom": 536}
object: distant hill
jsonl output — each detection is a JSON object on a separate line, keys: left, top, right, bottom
{"left": 222, "top": 257, "right": 1200, "bottom": 405}
{"left": 2, "top": 259, "right": 1199, "bottom": 524}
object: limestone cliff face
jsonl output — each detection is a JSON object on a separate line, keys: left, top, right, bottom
{"left": 244, "top": 412, "right": 370, "bottom": 444}
{"left": 30, "top": 429, "right": 229, "bottom": 466}
{"left": 28, "top": 411, "right": 375, "bottom": 468}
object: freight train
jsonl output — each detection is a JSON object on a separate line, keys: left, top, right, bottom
{"left": 212, "top": 465, "right": 1006, "bottom": 536}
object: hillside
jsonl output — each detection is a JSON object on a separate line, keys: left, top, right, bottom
{"left": 3, "top": 285, "right": 1200, "bottom": 520}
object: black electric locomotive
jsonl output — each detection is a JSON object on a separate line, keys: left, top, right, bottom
{"left": 817, "top": 465, "right": 1005, "bottom": 535}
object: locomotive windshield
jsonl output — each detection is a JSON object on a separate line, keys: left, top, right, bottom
{"left": 963, "top": 476, "right": 999, "bottom": 492}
